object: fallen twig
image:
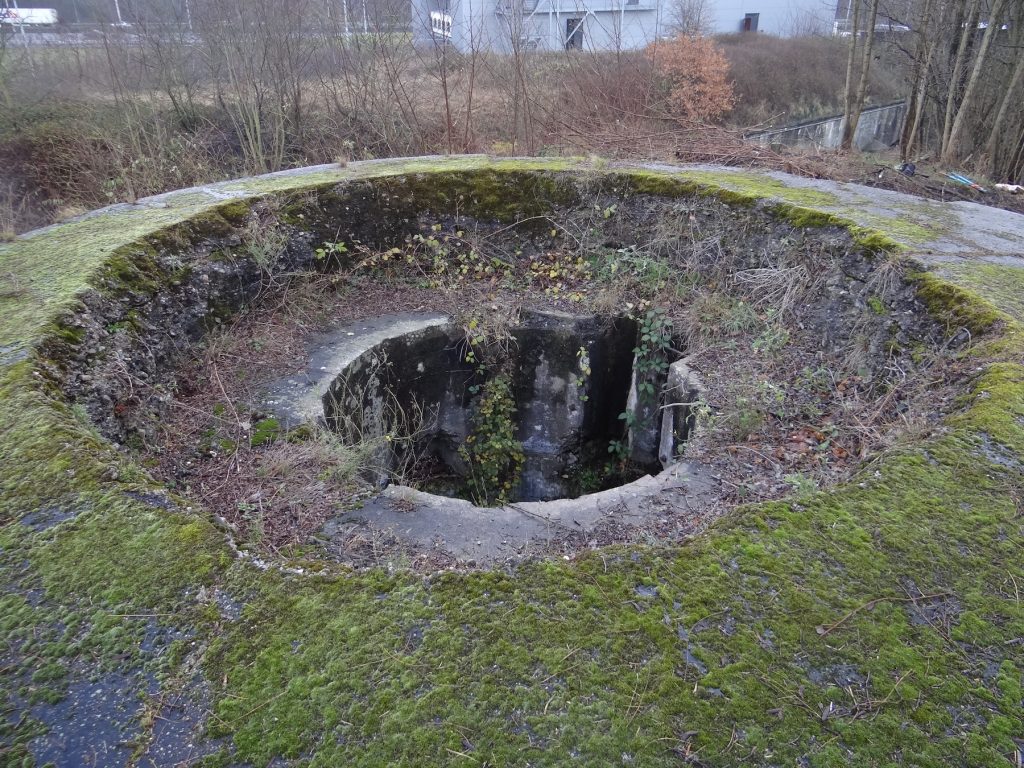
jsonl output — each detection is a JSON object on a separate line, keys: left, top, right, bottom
{"left": 816, "top": 592, "right": 953, "bottom": 637}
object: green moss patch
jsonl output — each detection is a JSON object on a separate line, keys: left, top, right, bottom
{"left": 201, "top": 415, "right": 1024, "bottom": 765}
{"left": 679, "top": 169, "right": 842, "bottom": 208}
{"left": 940, "top": 261, "right": 1024, "bottom": 325}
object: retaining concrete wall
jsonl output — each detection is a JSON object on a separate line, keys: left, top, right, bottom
{"left": 745, "top": 101, "right": 906, "bottom": 152}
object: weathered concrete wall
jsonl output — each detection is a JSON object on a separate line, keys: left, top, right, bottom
{"left": 510, "top": 311, "right": 639, "bottom": 500}
{"left": 746, "top": 101, "right": 906, "bottom": 152}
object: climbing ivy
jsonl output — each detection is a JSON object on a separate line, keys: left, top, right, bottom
{"left": 459, "top": 376, "right": 524, "bottom": 507}
{"left": 633, "top": 306, "right": 673, "bottom": 392}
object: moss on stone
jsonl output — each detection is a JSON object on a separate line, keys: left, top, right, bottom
{"left": 939, "top": 261, "right": 1024, "bottom": 325}
{"left": 909, "top": 270, "right": 1006, "bottom": 336}
{"left": 867, "top": 296, "right": 886, "bottom": 315}
{"left": 611, "top": 170, "right": 703, "bottom": 200}
{"left": 249, "top": 418, "right": 281, "bottom": 447}
{"left": 94, "top": 244, "right": 164, "bottom": 296}
{"left": 672, "top": 169, "right": 947, "bottom": 247}
{"left": 677, "top": 170, "right": 842, "bottom": 209}
{"left": 213, "top": 199, "right": 257, "bottom": 227}
{"left": 41, "top": 319, "right": 87, "bottom": 348}
{"left": 848, "top": 226, "right": 905, "bottom": 252}
{"left": 366, "top": 168, "right": 582, "bottom": 222}
{"left": 770, "top": 202, "right": 846, "bottom": 231}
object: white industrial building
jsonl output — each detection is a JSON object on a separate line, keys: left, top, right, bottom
{"left": 412, "top": 0, "right": 837, "bottom": 51}
{"left": 412, "top": 0, "right": 662, "bottom": 52}
{"left": 705, "top": 0, "right": 838, "bottom": 35}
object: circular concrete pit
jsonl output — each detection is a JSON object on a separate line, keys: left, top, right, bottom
{"left": 30, "top": 158, "right": 979, "bottom": 566}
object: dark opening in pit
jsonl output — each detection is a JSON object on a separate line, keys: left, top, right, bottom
{"left": 324, "top": 310, "right": 699, "bottom": 504}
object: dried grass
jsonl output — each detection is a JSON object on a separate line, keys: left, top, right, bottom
{"left": 733, "top": 264, "right": 811, "bottom": 315}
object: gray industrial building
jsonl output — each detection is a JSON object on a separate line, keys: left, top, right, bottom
{"left": 413, "top": 0, "right": 837, "bottom": 51}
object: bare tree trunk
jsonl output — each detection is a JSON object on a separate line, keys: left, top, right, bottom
{"left": 900, "top": 0, "right": 933, "bottom": 158}
{"left": 942, "top": 0, "right": 1005, "bottom": 164}
{"left": 1010, "top": 124, "right": 1024, "bottom": 181}
{"left": 841, "top": 0, "right": 880, "bottom": 150}
{"left": 840, "top": 0, "right": 863, "bottom": 150}
{"left": 941, "top": 0, "right": 981, "bottom": 156}
{"left": 902, "top": 0, "right": 949, "bottom": 160}
{"left": 462, "top": 35, "right": 479, "bottom": 151}
{"left": 437, "top": 44, "right": 455, "bottom": 154}
{"left": 983, "top": 23, "right": 1024, "bottom": 176}
{"left": 0, "top": 26, "right": 23, "bottom": 121}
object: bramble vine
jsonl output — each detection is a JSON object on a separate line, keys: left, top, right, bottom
{"left": 354, "top": 224, "right": 512, "bottom": 289}
{"left": 634, "top": 306, "right": 673, "bottom": 393}
{"left": 346, "top": 221, "right": 595, "bottom": 301}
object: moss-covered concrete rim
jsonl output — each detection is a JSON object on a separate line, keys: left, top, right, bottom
{"left": 4, "top": 156, "right": 1024, "bottom": 765}
{"left": 7, "top": 154, "right": 1024, "bottom": 358}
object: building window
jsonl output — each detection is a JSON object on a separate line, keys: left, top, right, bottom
{"left": 430, "top": 11, "right": 453, "bottom": 38}
{"left": 742, "top": 12, "right": 759, "bottom": 31}
{"left": 566, "top": 18, "right": 583, "bottom": 49}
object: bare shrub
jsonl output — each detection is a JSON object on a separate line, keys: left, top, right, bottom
{"left": 536, "top": 51, "right": 655, "bottom": 140}
{"left": 10, "top": 104, "right": 233, "bottom": 211}
{"left": 194, "top": 0, "right": 317, "bottom": 173}
{"left": 664, "top": 0, "right": 714, "bottom": 36}
{"left": 0, "top": 181, "right": 26, "bottom": 240}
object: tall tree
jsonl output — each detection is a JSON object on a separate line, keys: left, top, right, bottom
{"left": 941, "top": 0, "right": 1006, "bottom": 164}
{"left": 940, "top": 0, "right": 982, "bottom": 157}
{"left": 901, "top": 0, "right": 946, "bottom": 159}
{"left": 841, "top": 0, "right": 881, "bottom": 150}
{"left": 841, "top": 0, "right": 863, "bottom": 148}
{"left": 983, "top": 7, "right": 1024, "bottom": 176}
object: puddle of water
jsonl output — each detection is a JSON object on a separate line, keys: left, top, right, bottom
{"left": 0, "top": 343, "right": 29, "bottom": 366}
{"left": 140, "top": 675, "right": 225, "bottom": 768}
